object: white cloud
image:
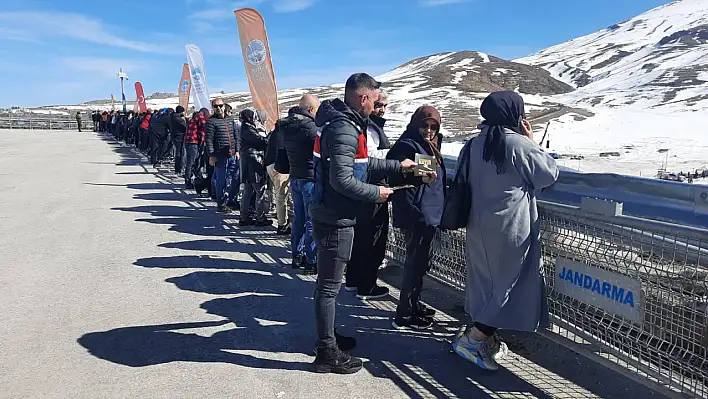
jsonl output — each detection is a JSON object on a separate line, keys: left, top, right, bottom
{"left": 273, "top": 0, "right": 315, "bottom": 13}
{"left": 59, "top": 57, "right": 153, "bottom": 79}
{"left": 192, "top": 0, "right": 313, "bottom": 19}
{"left": 0, "top": 11, "right": 170, "bottom": 53}
{"left": 419, "top": 0, "right": 469, "bottom": 6}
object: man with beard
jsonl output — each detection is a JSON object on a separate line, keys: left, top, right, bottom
{"left": 205, "top": 98, "right": 239, "bottom": 213}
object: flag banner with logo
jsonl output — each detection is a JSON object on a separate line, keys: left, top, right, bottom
{"left": 111, "top": 94, "right": 115, "bottom": 111}
{"left": 178, "top": 63, "right": 192, "bottom": 110}
{"left": 134, "top": 82, "right": 147, "bottom": 113}
{"left": 185, "top": 44, "right": 211, "bottom": 112}
{"left": 234, "top": 8, "right": 279, "bottom": 131}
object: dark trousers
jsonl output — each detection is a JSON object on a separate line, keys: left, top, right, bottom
{"left": 149, "top": 134, "right": 167, "bottom": 165}
{"left": 313, "top": 221, "right": 355, "bottom": 348}
{"left": 173, "top": 138, "right": 184, "bottom": 174}
{"left": 346, "top": 202, "right": 389, "bottom": 292}
{"left": 395, "top": 225, "right": 437, "bottom": 318}
{"left": 184, "top": 143, "right": 199, "bottom": 185}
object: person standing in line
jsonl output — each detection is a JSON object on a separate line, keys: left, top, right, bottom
{"left": 452, "top": 91, "right": 558, "bottom": 371}
{"left": 239, "top": 108, "right": 270, "bottom": 226}
{"left": 206, "top": 98, "right": 239, "bottom": 213}
{"left": 265, "top": 110, "right": 292, "bottom": 236}
{"left": 169, "top": 105, "right": 188, "bottom": 175}
{"left": 224, "top": 104, "right": 241, "bottom": 208}
{"left": 387, "top": 105, "right": 446, "bottom": 329}
{"left": 309, "top": 73, "right": 420, "bottom": 374}
{"left": 75, "top": 112, "right": 82, "bottom": 132}
{"left": 345, "top": 91, "right": 392, "bottom": 299}
{"left": 281, "top": 94, "right": 320, "bottom": 273}
{"left": 184, "top": 108, "right": 207, "bottom": 189}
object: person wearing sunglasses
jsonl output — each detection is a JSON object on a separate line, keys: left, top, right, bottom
{"left": 386, "top": 105, "right": 445, "bottom": 330}
{"left": 205, "top": 97, "right": 239, "bottom": 213}
{"left": 345, "top": 91, "right": 392, "bottom": 299}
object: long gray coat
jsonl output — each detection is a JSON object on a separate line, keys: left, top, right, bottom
{"left": 464, "top": 128, "right": 559, "bottom": 332}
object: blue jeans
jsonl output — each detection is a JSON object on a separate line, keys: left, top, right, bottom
{"left": 212, "top": 155, "right": 238, "bottom": 207}
{"left": 291, "top": 179, "right": 316, "bottom": 263}
{"left": 184, "top": 144, "right": 199, "bottom": 185}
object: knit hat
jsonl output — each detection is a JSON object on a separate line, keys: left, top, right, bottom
{"left": 176, "top": 105, "right": 185, "bottom": 113}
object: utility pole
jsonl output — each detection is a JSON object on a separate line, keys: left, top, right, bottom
{"left": 117, "top": 68, "right": 129, "bottom": 113}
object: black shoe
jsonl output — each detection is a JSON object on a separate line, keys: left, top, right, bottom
{"left": 276, "top": 224, "right": 291, "bottom": 235}
{"left": 225, "top": 202, "right": 239, "bottom": 212}
{"left": 185, "top": 182, "right": 194, "bottom": 189}
{"left": 356, "top": 285, "right": 389, "bottom": 300}
{"left": 334, "top": 329, "right": 357, "bottom": 351}
{"left": 255, "top": 218, "right": 272, "bottom": 227}
{"left": 417, "top": 303, "right": 436, "bottom": 317}
{"left": 392, "top": 315, "right": 434, "bottom": 330}
{"left": 292, "top": 254, "right": 305, "bottom": 269}
{"left": 216, "top": 205, "right": 232, "bottom": 214}
{"left": 239, "top": 218, "right": 256, "bottom": 226}
{"left": 303, "top": 263, "right": 317, "bottom": 275}
{"left": 313, "top": 346, "right": 363, "bottom": 374}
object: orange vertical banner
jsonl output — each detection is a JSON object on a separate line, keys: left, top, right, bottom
{"left": 135, "top": 82, "right": 147, "bottom": 113}
{"left": 178, "top": 63, "right": 192, "bottom": 110}
{"left": 234, "top": 8, "right": 279, "bottom": 131}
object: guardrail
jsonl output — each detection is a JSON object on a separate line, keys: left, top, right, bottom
{"left": 0, "top": 116, "right": 92, "bottom": 131}
{"left": 387, "top": 160, "right": 708, "bottom": 398}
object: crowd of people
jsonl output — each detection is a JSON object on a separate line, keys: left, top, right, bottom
{"left": 96, "top": 72, "right": 559, "bottom": 375}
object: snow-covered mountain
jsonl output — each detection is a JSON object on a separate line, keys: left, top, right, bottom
{"left": 516, "top": 0, "right": 708, "bottom": 111}
{"left": 45, "top": 50, "right": 576, "bottom": 137}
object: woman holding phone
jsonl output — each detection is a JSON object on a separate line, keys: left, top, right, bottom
{"left": 386, "top": 105, "right": 446, "bottom": 329}
{"left": 452, "top": 91, "right": 559, "bottom": 371}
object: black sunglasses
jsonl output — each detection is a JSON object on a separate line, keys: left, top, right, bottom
{"left": 374, "top": 101, "right": 388, "bottom": 109}
{"left": 213, "top": 104, "right": 225, "bottom": 108}
{"left": 419, "top": 122, "right": 439, "bottom": 131}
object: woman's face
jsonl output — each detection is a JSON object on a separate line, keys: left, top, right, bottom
{"left": 418, "top": 119, "right": 439, "bottom": 140}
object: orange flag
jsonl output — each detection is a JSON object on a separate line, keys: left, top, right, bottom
{"left": 234, "top": 8, "right": 279, "bottom": 131}
{"left": 178, "top": 63, "right": 192, "bottom": 110}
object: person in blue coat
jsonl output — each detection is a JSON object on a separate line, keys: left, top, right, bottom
{"left": 386, "top": 105, "right": 446, "bottom": 330}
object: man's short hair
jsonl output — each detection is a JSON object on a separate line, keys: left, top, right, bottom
{"left": 345, "top": 73, "right": 381, "bottom": 96}
{"left": 211, "top": 97, "right": 223, "bottom": 106}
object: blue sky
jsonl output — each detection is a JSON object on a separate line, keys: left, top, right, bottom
{"left": 0, "top": 0, "right": 669, "bottom": 107}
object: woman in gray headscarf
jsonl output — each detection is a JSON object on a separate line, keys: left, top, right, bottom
{"left": 452, "top": 91, "right": 559, "bottom": 371}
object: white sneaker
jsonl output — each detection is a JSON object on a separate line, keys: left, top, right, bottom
{"left": 452, "top": 335, "right": 500, "bottom": 371}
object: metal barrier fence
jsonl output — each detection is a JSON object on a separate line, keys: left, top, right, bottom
{"left": 0, "top": 115, "right": 92, "bottom": 131}
{"left": 387, "top": 191, "right": 708, "bottom": 397}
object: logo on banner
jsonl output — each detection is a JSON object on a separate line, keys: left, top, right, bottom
{"left": 181, "top": 79, "right": 190, "bottom": 93}
{"left": 245, "top": 40, "right": 267, "bottom": 66}
{"left": 191, "top": 67, "right": 205, "bottom": 91}
{"left": 138, "top": 95, "right": 145, "bottom": 103}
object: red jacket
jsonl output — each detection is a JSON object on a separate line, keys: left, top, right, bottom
{"left": 139, "top": 114, "right": 151, "bottom": 130}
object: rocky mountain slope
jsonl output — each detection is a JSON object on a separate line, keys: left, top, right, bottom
{"left": 43, "top": 50, "right": 577, "bottom": 137}
{"left": 515, "top": 0, "right": 708, "bottom": 111}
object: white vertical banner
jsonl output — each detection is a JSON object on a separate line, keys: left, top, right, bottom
{"left": 185, "top": 44, "right": 212, "bottom": 112}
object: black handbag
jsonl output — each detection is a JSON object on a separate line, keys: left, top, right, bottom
{"left": 439, "top": 138, "right": 474, "bottom": 230}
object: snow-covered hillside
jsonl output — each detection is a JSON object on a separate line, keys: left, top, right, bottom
{"left": 516, "top": 0, "right": 708, "bottom": 111}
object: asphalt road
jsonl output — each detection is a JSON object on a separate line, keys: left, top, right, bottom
{"left": 0, "top": 129, "right": 666, "bottom": 398}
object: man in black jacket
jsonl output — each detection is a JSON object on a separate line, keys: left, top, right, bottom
{"left": 169, "top": 105, "right": 188, "bottom": 174}
{"left": 149, "top": 110, "right": 169, "bottom": 167}
{"left": 265, "top": 110, "right": 292, "bottom": 236}
{"left": 278, "top": 94, "right": 320, "bottom": 272}
{"left": 309, "top": 73, "right": 418, "bottom": 374}
{"left": 345, "top": 91, "right": 393, "bottom": 299}
{"left": 205, "top": 98, "right": 239, "bottom": 213}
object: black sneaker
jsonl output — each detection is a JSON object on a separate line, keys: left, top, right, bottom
{"left": 392, "top": 315, "right": 434, "bottom": 330}
{"left": 239, "top": 218, "right": 256, "bottom": 226}
{"left": 417, "top": 303, "right": 436, "bottom": 317}
{"left": 356, "top": 285, "right": 389, "bottom": 300}
{"left": 276, "top": 224, "right": 291, "bottom": 235}
{"left": 303, "top": 263, "right": 317, "bottom": 275}
{"left": 292, "top": 254, "right": 305, "bottom": 269}
{"left": 313, "top": 346, "right": 363, "bottom": 374}
{"left": 343, "top": 283, "right": 357, "bottom": 292}
{"left": 216, "top": 205, "right": 232, "bottom": 214}
{"left": 335, "top": 329, "right": 357, "bottom": 351}
{"left": 255, "top": 218, "right": 273, "bottom": 227}
{"left": 185, "top": 182, "right": 194, "bottom": 189}
{"left": 225, "top": 201, "right": 240, "bottom": 211}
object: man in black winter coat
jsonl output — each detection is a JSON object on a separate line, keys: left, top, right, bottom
{"left": 309, "top": 73, "right": 419, "bottom": 374}
{"left": 205, "top": 98, "right": 239, "bottom": 213}
{"left": 277, "top": 94, "right": 320, "bottom": 272}
{"left": 345, "top": 91, "right": 393, "bottom": 299}
{"left": 265, "top": 109, "right": 292, "bottom": 235}
{"left": 239, "top": 108, "right": 270, "bottom": 226}
{"left": 149, "top": 111, "right": 169, "bottom": 167}
{"left": 169, "top": 105, "right": 188, "bottom": 174}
